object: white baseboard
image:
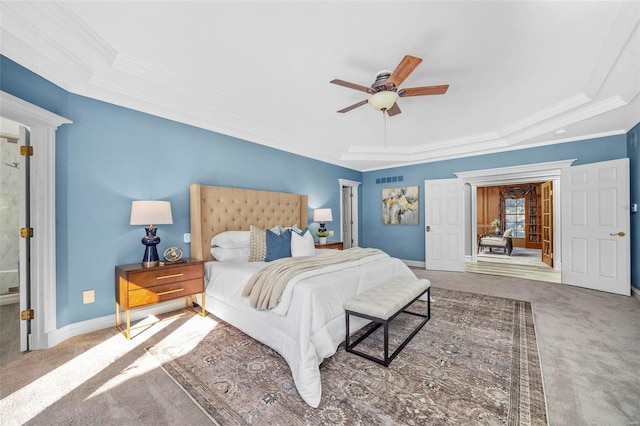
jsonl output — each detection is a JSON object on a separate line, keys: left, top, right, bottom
{"left": 632, "top": 285, "right": 640, "bottom": 300}
{"left": 0, "top": 292, "right": 19, "bottom": 306}
{"left": 46, "top": 299, "right": 186, "bottom": 348}
{"left": 402, "top": 259, "right": 425, "bottom": 268}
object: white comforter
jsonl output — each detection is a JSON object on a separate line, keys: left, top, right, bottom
{"left": 202, "top": 250, "right": 416, "bottom": 407}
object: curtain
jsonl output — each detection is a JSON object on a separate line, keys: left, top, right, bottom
{"left": 498, "top": 184, "right": 537, "bottom": 232}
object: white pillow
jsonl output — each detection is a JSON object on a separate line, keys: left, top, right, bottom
{"left": 210, "top": 246, "right": 250, "bottom": 262}
{"left": 211, "top": 231, "right": 251, "bottom": 249}
{"left": 291, "top": 230, "right": 316, "bottom": 257}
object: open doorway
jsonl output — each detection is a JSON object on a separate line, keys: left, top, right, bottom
{"left": 0, "top": 117, "right": 24, "bottom": 365}
{"left": 1, "top": 90, "right": 71, "bottom": 351}
{"left": 455, "top": 160, "right": 573, "bottom": 283}
{"left": 473, "top": 182, "right": 560, "bottom": 283}
{"left": 476, "top": 182, "right": 553, "bottom": 265}
{"left": 338, "top": 179, "right": 361, "bottom": 249}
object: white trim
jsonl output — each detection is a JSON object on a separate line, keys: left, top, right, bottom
{"left": 0, "top": 91, "right": 71, "bottom": 127}
{"left": 338, "top": 179, "right": 361, "bottom": 248}
{"left": 0, "top": 90, "right": 72, "bottom": 350}
{"left": 402, "top": 259, "right": 425, "bottom": 268}
{"left": 454, "top": 159, "right": 577, "bottom": 183}
{"left": 48, "top": 299, "right": 186, "bottom": 347}
{"left": 0, "top": 293, "right": 20, "bottom": 306}
{"left": 455, "top": 160, "right": 574, "bottom": 269}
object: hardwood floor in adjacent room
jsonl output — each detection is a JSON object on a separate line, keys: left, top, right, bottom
{"left": 468, "top": 247, "right": 561, "bottom": 283}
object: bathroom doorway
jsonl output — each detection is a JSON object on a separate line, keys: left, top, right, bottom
{"left": 0, "top": 117, "right": 23, "bottom": 365}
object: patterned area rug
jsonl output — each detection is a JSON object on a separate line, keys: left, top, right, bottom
{"left": 147, "top": 288, "right": 547, "bottom": 425}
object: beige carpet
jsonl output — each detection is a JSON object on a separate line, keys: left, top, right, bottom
{"left": 147, "top": 288, "right": 547, "bottom": 425}
{"left": 2, "top": 271, "right": 637, "bottom": 425}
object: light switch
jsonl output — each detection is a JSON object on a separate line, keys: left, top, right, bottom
{"left": 184, "top": 233, "right": 191, "bottom": 243}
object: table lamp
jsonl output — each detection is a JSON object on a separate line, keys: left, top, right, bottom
{"left": 130, "top": 200, "right": 173, "bottom": 267}
{"left": 313, "top": 208, "right": 333, "bottom": 233}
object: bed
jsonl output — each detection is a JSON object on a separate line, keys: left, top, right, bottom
{"left": 189, "top": 183, "right": 418, "bottom": 407}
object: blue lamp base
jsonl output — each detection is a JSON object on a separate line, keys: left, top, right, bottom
{"left": 141, "top": 227, "right": 161, "bottom": 268}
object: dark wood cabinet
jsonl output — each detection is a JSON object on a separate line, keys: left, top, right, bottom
{"left": 314, "top": 241, "right": 344, "bottom": 250}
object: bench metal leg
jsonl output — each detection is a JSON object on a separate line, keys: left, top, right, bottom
{"left": 345, "top": 287, "right": 431, "bottom": 367}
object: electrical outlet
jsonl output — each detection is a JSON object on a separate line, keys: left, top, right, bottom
{"left": 328, "top": 231, "right": 334, "bottom": 237}
{"left": 184, "top": 233, "right": 191, "bottom": 243}
{"left": 82, "top": 290, "right": 95, "bottom": 304}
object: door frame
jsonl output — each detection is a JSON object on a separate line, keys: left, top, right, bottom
{"left": 18, "top": 126, "right": 31, "bottom": 351}
{"left": 455, "top": 159, "right": 575, "bottom": 269}
{"left": 0, "top": 91, "right": 71, "bottom": 350}
{"left": 338, "top": 179, "right": 361, "bottom": 248}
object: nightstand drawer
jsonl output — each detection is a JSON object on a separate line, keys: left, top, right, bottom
{"left": 127, "top": 278, "right": 203, "bottom": 308}
{"left": 127, "top": 265, "right": 203, "bottom": 289}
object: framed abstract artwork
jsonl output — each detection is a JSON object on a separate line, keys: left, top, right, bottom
{"left": 382, "top": 186, "right": 419, "bottom": 225}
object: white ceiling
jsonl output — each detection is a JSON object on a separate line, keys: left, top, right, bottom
{"left": 1, "top": 1, "right": 639, "bottom": 171}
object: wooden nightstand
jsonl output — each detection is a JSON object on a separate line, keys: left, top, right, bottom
{"left": 314, "top": 241, "right": 344, "bottom": 250}
{"left": 115, "top": 258, "right": 205, "bottom": 339}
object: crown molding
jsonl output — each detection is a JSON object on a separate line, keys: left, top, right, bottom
{"left": 506, "top": 96, "right": 629, "bottom": 145}
{"left": 454, "top": 159, "right": 577, "bottom": 184}
{"left": 584, "top": 0, "right": 640, "bottom": 98}
{"left": 1, "top": 2, "right": 637, "bottom": 172}
{"left": 357, "top": 129, "right": 625, "bottom": 172}
{"left": 0, "top": 91, "right": 72, "bottom": 128}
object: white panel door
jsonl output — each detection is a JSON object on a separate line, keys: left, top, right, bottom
{"left": 18, "top": 126, "right": 31, "bottom": 351}
{"left": 561, "top": 158, "right": 630, "bottom": 295}
{"left": 424, "top": 178, "right": 465, "bottom": 271}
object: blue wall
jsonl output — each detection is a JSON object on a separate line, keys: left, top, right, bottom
{"left": 1, "top": 56, "right": 361, "bottom": 327}
{"left": 628, "top": 122, "right": 640, "bottom": 291}
{"left": 360, "top": 135, "right": 630, "bottom": 265}
{"left": 2, "top": 54, "right": 638, "bottom": 331}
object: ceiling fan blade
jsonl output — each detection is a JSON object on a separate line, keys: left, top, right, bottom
{"left": 386, "top": 102, "right": 402, "bottom": 116}
{"left": 337, "top": 99, "right": 368, "bottom": 113}
{"left": 398, "top": 85, "right": 449, "bottom": 97}
{"left": 330, "top": 79, "right": 374, "bottom": 94}
{"left": 385, "top": 55, "right": 423, "bottom": 89}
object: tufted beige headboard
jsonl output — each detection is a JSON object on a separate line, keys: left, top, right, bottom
{"left": 190, "top": 183, "right": 309, "bottom": 262}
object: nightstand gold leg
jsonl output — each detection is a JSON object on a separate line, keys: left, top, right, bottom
{"left": 125, "top": 309, "right": 131, "bottom": 340}
{"left": 115, "top": 303, "right": 132, "bottom": 340}
{"left": 200, "top": 292, "right": 206, "bottom": 317}
{"left": 116, "top": 302, "right": 120, "bottom": 329}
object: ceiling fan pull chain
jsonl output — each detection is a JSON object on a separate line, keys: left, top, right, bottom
{"left": 383, "top": 111, "right": 387, "bottom": 148}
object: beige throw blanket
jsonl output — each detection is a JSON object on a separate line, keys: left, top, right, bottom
{"left": 242, "top": 247, "right": 385, "bottom": 310}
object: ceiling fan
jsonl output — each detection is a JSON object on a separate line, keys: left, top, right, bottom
{"left": 330, "top": 55, "right": 449, "bottom": 117}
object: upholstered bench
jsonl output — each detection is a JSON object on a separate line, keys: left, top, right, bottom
{"left": 344, "top": 277, "right": 431, "bottom": 367}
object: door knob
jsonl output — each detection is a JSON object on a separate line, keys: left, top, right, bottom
{"left": 609, "top": 231, "right": 625, "bottom": 236}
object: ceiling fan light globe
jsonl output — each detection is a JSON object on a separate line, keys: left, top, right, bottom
{"left": 368, "top": 91, "right": 399, "bottom": 111}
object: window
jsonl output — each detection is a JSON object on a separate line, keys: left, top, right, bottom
{"left": 505, "top": 198, "right": 525, "bottom": 238}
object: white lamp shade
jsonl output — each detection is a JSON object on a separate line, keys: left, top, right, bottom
{"left": 368, "top": 91, "right": 399, "bottom": 111}
{"left": 130, "top": 200, "right": 173, "bottom": 226}
{"left": 313, "top": 208, "right": 333, "bottom": 222}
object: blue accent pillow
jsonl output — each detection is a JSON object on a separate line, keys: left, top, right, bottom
{"left": 265, "top": 229, "right": 292, "bottom": 261}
